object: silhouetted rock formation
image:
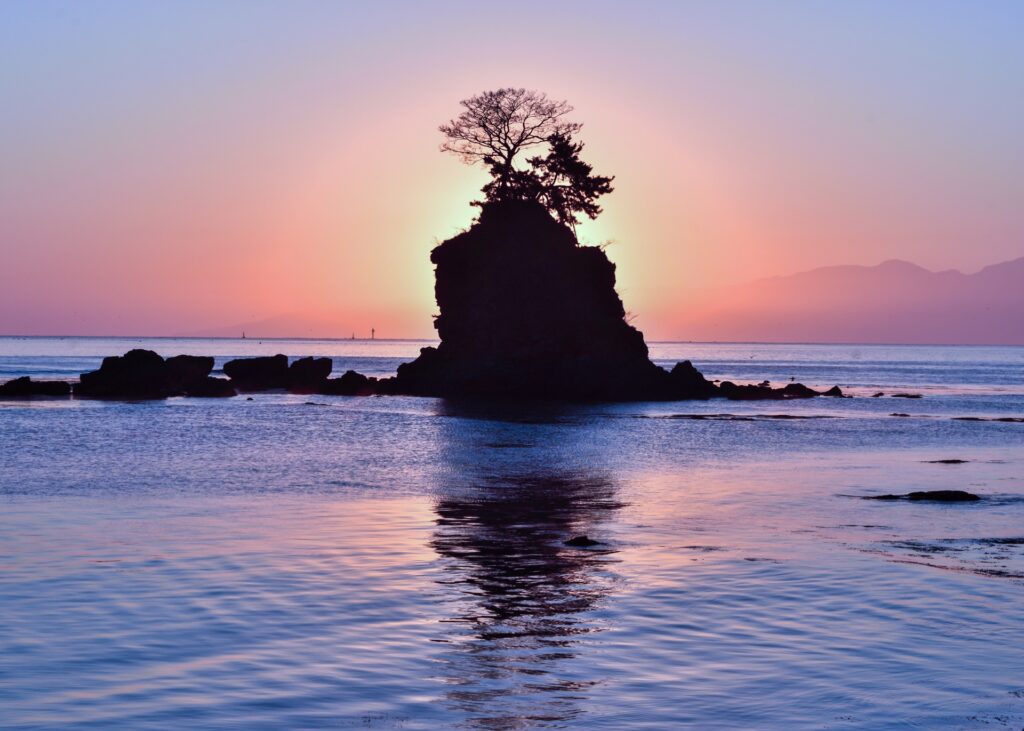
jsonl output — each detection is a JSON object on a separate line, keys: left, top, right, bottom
{"left": 717, "top": 381, "right": 844, "bottom": 401}
{"left": 224, "top": 354, "right": 288, "bottom": 391}
{"left": 166, "top": 355, "right": 215, "bottom": 390}
{"left": 287, "top": 356, "right": 332, "bottom": 393}
{"left": 75, "top": 349, "right": 236, "bottom": 399}
{"left": 667, "top": 361, "right": 717, "bottom": 399}
{"left": 320, "top": 369, "right": 376, "bottom": 396}
{"left": 53, "top": 201, "right": 848, "bottom": 403}
{"left": 77, "top": 349, "right": 172, "bottom": 399}
{"left": 391, "top": 200, "right": 843, "bottom": 402}
{"left": 0, "top": 376, "right": 71, "bottom": 398}
{"left": 394, "top": 201, "right": 676, "bottom": 400}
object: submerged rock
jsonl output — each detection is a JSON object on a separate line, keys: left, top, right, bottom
{"left": 564, "top": 535, "right": 602, "bottom": 547}
{"left": 0, "top": 376, "right": 71, "bottom": 397}
{"left": 865, "top": 490, "right": 981, "bottom": 502}
{"left": 224, "top": 354, "right": 288, "bottom": 391}
{"left": 717, "top": 380, "right": 839, "bottom": 401}
{"left": 892, "top": 393, "right": 923, "bottom": 399}
{"left": 907, "top": 490, "right": 980, "bottom": 502}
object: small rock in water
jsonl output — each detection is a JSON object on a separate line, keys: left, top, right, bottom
{"left": 864, "top": 490, "right": 981, "bottom": 502}
{"left": 892, "top": 393, "right": 923, "bottom": 399}
{"left": 872, "top": 392, "right": 885, "bottom": 398}
{"left": 889, "top": 413, "right": 912, "bottom": 417}
{"left": 924, "top": 459, "right": 969, "bottom": 464}
{"left": 224, "top": 354, "right": 289, "bottom": 391}
{"left": 564, "top": 535, "right": 602, "bottom": 547}
{"left": 907, "top": 490, "right": 980, "bottom": 502}
{"left": 0, "top": 376, "right": 71, "bottom": 397}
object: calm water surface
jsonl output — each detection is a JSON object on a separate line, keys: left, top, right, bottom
{"left": 1, "top": 338, "right": 1023, "bottom": 729}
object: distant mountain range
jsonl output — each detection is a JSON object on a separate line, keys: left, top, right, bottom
{"left": 188, "top": 257, "right": 1024, "bottom": 345}
{"left": 668, "top": 257, "right": 1024, "bottom": 345}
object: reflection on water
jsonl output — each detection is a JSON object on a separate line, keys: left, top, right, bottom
{"left": 432, "top": 473, "right": 622, "bottom": 729}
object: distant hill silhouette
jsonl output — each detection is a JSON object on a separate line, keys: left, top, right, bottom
{"left": 670, "top": 257, "right": 1024, "bottom": 345}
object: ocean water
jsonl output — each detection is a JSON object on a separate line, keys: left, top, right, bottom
{"left": 1, "top": 337, "right": 1023, "bottom": 729}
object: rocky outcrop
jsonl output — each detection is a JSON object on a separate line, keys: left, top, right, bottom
{"left": 77, "top": 349, "right": 173, "bottom": 399}
{"left": 75, "top": 349, "right": 235, "bottom": 399}
{"left": 224, "top": 354, "right": 288, "bottom": 391}
{"left": 287, "top": 357, "right": 332, "bottom": 393}
{"left": 166, "top": 355, "right": 215, "bottom": 391}
{"left": 385, "top": 200, "right": 847, "bottom": 401}
{"left": 392, "top": 200, "right": 705, "bottom": 400}
{"left": 718, "top": 381, "right": 844, "bottom": 401}
{"left": 0, "top": 376, "right": 72, "bottom": 398}
{"left": 55, "top": 202, "right": 848, "bottom": 404}
{"left": 320, "top": 369, "right": 376, "bottom": 396}
{"left": 667, "top": 361, "right": 717, "bottom": 399}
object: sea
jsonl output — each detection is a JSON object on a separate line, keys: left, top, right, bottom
{"left": 1, "top": 337, "right": 1023, "bottom": 730}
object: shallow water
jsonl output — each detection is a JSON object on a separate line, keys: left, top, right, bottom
{"left": 1, "top": 338, "right": 1023, "bottom": 729}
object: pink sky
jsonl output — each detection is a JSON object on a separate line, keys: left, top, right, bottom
{"left": 2, "top": 3, "right": 1022, "bottom": 339}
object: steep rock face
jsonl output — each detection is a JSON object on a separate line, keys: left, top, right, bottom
{"left": 395, "top": 201, "right": 672, "bottom": 400}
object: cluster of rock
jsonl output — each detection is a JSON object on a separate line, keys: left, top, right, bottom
{"left": 0, "top": 349, "right": 379, "bottom": 400}
{"left": 0, "top": 352, "right": 843, "bottom": 401}
{"left": 75, "top": 350, "right": 232, "bottom": 399}
{"left": 0, "top": 201, "right": 850, "bottom": 403}
{"left": 0, "top": 377, "right": 72, "bottom": 398}
{"left": 388, "top": 200, "right": 844, "bottom": 401}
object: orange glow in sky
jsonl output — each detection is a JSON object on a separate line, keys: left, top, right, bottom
{"left": 2, "top": 3, "right": 1022, "bottom": 339}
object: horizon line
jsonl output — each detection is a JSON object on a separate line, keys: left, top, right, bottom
{"left": 1, "top": 334, "right": 1022, "bottom": 348}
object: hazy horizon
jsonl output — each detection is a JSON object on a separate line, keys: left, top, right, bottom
{"left": 3, "top": 254, "right": 1022, "bottom": 345}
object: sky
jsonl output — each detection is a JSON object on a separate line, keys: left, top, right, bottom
{"left": 1, "top": 1, "right": 1022, "bottom": 339}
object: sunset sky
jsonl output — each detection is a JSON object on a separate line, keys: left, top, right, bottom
{"left": 2, "top": 1, "right": 1023, "bottom": 339}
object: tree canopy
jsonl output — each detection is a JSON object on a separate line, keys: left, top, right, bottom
{"left": 440, "top": 88, "right": 614, "bottom": 228}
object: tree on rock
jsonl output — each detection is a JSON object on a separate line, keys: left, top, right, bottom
{"left": 527, "top": 132, "right": 614, "bottom": 226}
{"left": 440, "top": 88, "right": 579, "bottom": 190}
{"left": 440, "top": 88, "right": 614, "bottom": 227}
